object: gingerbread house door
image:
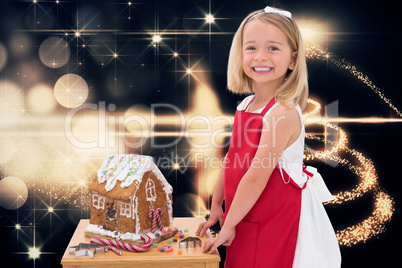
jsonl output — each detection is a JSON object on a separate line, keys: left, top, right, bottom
{"left": 105, "top": 204, "right": 117, "bottom": 231}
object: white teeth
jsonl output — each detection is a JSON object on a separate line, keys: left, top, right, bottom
{"left": 253, "top": 67, "right": 272, "bottom": 72}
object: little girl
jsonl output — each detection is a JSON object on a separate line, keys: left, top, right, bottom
{"left": 196, "top": 6, "right": 341, "bottom": 268}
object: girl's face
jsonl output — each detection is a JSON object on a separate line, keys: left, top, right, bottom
{"left": 242, "top": 20, "right": 296, "bottom": 91}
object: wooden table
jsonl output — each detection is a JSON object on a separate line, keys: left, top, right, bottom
{"left": 61, "top": 217, "right": 220, "bottom": 268}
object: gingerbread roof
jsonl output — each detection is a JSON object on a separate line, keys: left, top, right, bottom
{"left": 89, "top": 175, "right": 139, "bottom": 200}
{"left": 88, "top": 153, "right": 172, "bottom": 201}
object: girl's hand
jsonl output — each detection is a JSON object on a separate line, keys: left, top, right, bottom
{"left": 202, "top": 226, "right": 236, "bottom": 254}
{"left": 196, "top": 204, "right": 224, "bottom": 237}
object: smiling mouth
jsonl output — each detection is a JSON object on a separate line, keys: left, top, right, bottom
{"left": 253, "top": 67, "right": 272, "bottom": 72}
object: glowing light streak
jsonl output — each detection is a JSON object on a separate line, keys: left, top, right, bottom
{"left": 305, "top": 138, "right": 378, "bottom": 204}
{"left": 298, "top": 47, "right": 396, "bottom": 246}
{"left": 296, "top": 20, "right": 329, "bottom": 46}
{"left": 300, "top": 45, "right": 397, "bottom": 246}
{"left": 336, "top": 191, "right": 394, "bottom": 246}
{"left": 305, "top": 117, "right": 402, "bottom": 123}
{"left": 306, "top": 45, "right": 402, "bottom": 117}
{"left": 303, "top": 98, "right": 321, "bottom": 119}
{"left": 16, "top": 29, "right": 236, "bottom": 35}
{"left": 121, "top": 131, "right": 233, "bottom": 138}
{"left": 303, "top": 118, "right": 394, "bottom": 246}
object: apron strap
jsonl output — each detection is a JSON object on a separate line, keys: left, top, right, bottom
{"left": 276, "top": 161, "right": 312, "bottom": 190}
{"left": 300, "top": 164, "right": 312, "bottom": 190}
{"left": 242, "top": 96, "right": 276, "bottom": 114}
{"left": 261, "top": 97, "right": 276, "bottom": 115}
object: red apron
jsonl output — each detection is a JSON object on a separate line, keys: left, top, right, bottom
{"left": 224, "top": 98, "right": 303, "bottom": 268}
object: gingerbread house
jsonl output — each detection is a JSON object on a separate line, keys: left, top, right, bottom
{"left": 85, "top": 153, "right": 174, "bottom": 243}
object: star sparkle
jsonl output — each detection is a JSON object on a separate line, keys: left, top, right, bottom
{"left": 205, "top": 14, "right": 215, "bottom": 24}
{"left": 28, "top": 247, "right": 40, "bottom": 259}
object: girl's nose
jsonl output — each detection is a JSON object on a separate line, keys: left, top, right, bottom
{"left": 254, "top": 49, "right": 268, "bottom": 61}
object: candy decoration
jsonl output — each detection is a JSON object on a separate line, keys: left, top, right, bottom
{"left": 157, "top": 245, "right": 174, "bottom": 253}
{"left": 90, "top": 234, "right": 152, "bottom": 253}
{"left": 155, "top": 208, "right": 163, "bottom": 230}
{"left": 147, "top": 208, "right": 163, "bottom": 233}
{"left": 148, "top": 210, "right": 157, "bottom": 233}
{"left": 104, "top": 246, "right": 122, "bottom": 256}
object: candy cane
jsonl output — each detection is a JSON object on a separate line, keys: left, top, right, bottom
{"left": 104, "top": 246, "right": 122, "bottom": 256}
{"left": 148, "top": 209, "right": 157, "bottom": 233}
{"left": 90, "top": 234, "right": 152, "bottom": 253}
{"left": 155, "top": 208, "right": 163, "bottom": 231}
{"left": 148, "top": 208, "right": 163, "bottom": 233}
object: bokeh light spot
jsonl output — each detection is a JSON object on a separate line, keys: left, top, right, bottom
{"left": 54, "top": 73, "right": 89, "bottom": 108}
{"left": 27, "top": 84, "right": 56, "bottom": 114}
{"left": 39, "top": 37, "right": 71, "bottom": 68}
{"left": 0, "top": 42, "right": 8, "bottom": 72}
{"left": 0, "top": 138, "right": 16, "bottom": 164}
{"left": 0, "top": 80, "right": 24, "bottom": 119}
{"left": 9, "top": 33, "right": 33, "bottom": 58}
{"left": 0, "top": 176, "right": 28, "bottom": 210}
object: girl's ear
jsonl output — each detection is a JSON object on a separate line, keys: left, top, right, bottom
{"left": 289, "top": 52, "right": 297, "bottom": 70}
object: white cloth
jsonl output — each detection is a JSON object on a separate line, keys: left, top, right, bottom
{"left": 237, "top": 96, "right": 342, "bottom": 267}
{"left": 293, "top": 179, "right": 342, "bottom": 268}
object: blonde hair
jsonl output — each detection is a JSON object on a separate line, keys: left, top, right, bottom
{"left": 227, "top": 8, "right": 308, "bottom": 110}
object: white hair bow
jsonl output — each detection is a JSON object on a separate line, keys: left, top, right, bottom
{"left": 247, "top": 6, "right": 292, "bottom": 23}
{"left": 264, "top": 6, "right": 292, "bottom": 19}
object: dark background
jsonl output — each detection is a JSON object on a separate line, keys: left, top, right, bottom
{"left": 0, "top": 0, "right": 401, "bottom": 267}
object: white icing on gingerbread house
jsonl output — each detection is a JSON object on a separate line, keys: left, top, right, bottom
{"left": 87, "top": 153, "right": 173, "bottom": 237}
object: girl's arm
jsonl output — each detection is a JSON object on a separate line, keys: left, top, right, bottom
{"left": 196, "top": 154, "right": 226, "bottom": 237}
{"left": 203, "top": 105, "right": 300, "bottom": 253}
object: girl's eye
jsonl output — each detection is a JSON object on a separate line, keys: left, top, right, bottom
{"left": 268, "top": 46, "right": 278, "bottom": 51}
{"left": 246, "top": 46, "right": 256, "bottom": 51}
